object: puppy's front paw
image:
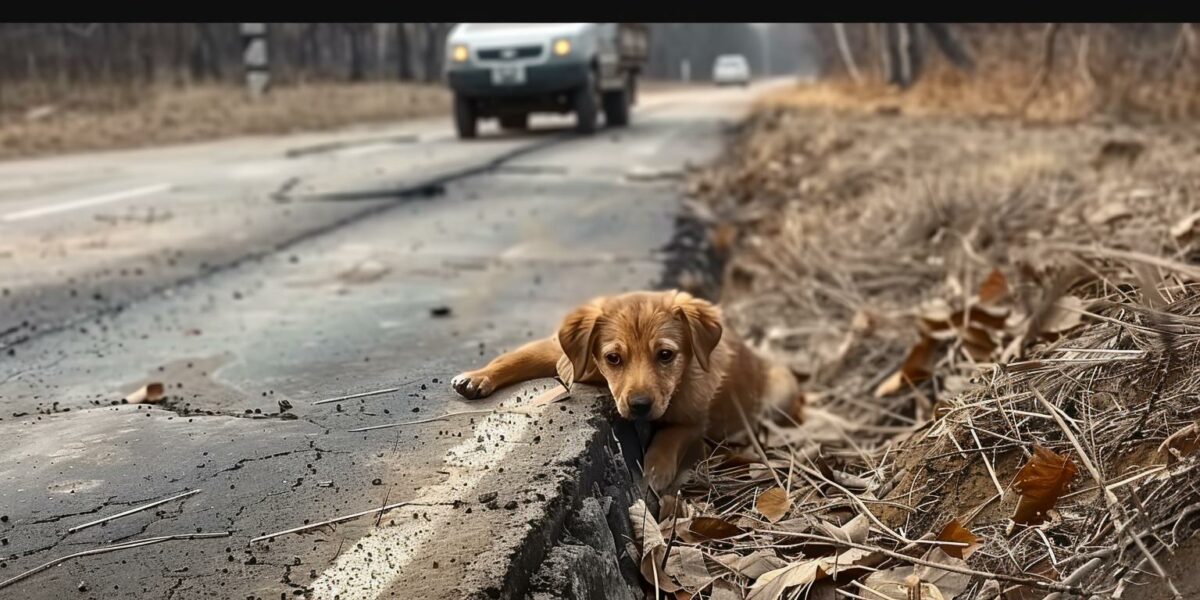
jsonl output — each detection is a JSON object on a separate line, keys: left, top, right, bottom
{"left": 643, "top": 452, "right": 679, "bottom": 496}
{"left": 451, "top": 371, "right": 495, "bottom": 400}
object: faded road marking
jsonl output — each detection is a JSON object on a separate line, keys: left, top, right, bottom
{"left": 2, "top": 183, "right": 172, "bottom": 222}
{"left": 309, "top": 407, "right": 532, "bottom": 599}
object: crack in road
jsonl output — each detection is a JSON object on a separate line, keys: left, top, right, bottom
{"left": 205, "top": 444, "right": 346, "bottom": 480}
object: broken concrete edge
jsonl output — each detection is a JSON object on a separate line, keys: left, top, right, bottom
{"left": 457, "top": 393, "right": 651, "bottom": 600}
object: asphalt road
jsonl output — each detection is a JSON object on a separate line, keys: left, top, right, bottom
{"left": 0, "top": 80, "right": 784, "bottom": 599}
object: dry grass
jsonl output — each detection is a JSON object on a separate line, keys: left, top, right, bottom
{"left": 630, "top": 99, "right": 1200, "bottom": 599}
{"left": 807, "top": 23, "right": 1200, "bottom": 124}
{"left": 0, "top": 82, "right": 449, "bottom": 160}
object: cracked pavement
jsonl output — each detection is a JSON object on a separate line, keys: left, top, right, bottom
{"left": 0, "top": 81, "right": 782, "bottom": 599}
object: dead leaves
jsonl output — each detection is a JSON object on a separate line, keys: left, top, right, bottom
{"left": 687, "top": 517, "right": 747, "bottom": 542}
{"left": 1156, "top": 422, "right": 1200, "bottom": 465}
{"left": 125, "top": 382, "right": 165, "bottom": 404}
{"left": 978, "top": 268, "right": 1010, "bottom": 305}
{"left": 876, "top": 266, "right": 1091, "bottom": 398}
{"left": 1171, "top": 210, "right": 1200, "bottom": 240}
{"left": 860, "top": 548, "right": 971, "bottom": 600}
{"left": 1011, "top": 445, "right": 1078, "bottom": 525}
{"left": 630, "top": 499, "right": 683, "bottom": 593}
{"left": 630, "top": 500, "right": 718, "bottom": 594}
{"left": 755, "top": 487, "right": 791, "bottom": 524}
{"left": 748, "top": 548, "right": 877, "bottom": 600}
{"left": 877, "top": 269, "right": 1013, "bottom": 398}
{"left": 1039, "top": 295, "right": 1085, "bottom": 335}
{"left": 875, "top": 336, "right": 938, "bottom": 397}
{"left": 712, "top": 551, "right": 788, "bottom": 580}
{"left": 1085, "top": 202, "right": 1133, "bottom": 227}
{"left": 936, "top": 519, "right": 981, "bottom": 560}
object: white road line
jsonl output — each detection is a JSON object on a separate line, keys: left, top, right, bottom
{"left": 309, "top": 406, "right": 533, "bottom": 599}
{"left": 1, "top": 183, "right": 172, "bottom": 223}
{"left": 337, "top": 143, "right": 399, "bottom": 158}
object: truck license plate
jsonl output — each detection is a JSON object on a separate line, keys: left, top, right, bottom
{"left": 490, "top": 64, "right": 526, "bottom": 85}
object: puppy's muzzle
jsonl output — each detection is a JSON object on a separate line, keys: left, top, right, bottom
{"left": 628, "top": 394, "right": 653, "bottom": 419}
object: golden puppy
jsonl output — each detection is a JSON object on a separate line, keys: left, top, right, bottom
{"left": 450, "top": 290, "right": 802, "bottom": 494}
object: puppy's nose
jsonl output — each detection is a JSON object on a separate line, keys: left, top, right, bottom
{"left": 628, "top": 395, "right": 653, "bottom": 418}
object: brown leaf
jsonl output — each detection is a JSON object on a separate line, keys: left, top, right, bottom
{"left": 529, "top": 387, "right": 570, "bottom": 407}
{"left": 1005, "top": 557, "right": 1061, "bottom": 600}
{"left": 1086, "top": 202, "right": 1133, "bottom": 226}
{"left": 1039, "top": 295, "right": 1086, "bottom": 335}
{"left": 125, "top": 382, "right": 165, "bottom": 404}
{"left": 555, "top": 354, "right": 575, "bottom": 388}
{"left": 917, "top": 548, "right": 972, "bottom": 599}
{"left": 957, "top": 305, "right": 1010, "bottom": 332}
{"left": 874, "top": 336, "right": 938, "bottom": 397}
{"left": 936, "top": 519, "right": 981, "bottom": 560}
{"left": 713, "top": 551, "right": 789, "bottom": 580}
{"left": 748, "top": 548, "right": 876, "bottom": 600}
{"left": 918, "top": 298, "right": 954, "bottom": 332}
{"left": 1171, "top": 210, "right": 1200, "bottom": 239}
{"left": 861, "top": 548, "right": 970, "bottom": 600}
{"left": 1011, "top": 445, "right": 1078, "bottom": 525}
{"left": 812, "top": 514, "right": 870, "bottom": 545}
{"left": 710, "top": 223, "right": 739, "bottom": 254}
{"left": 756, "top": 487, "right": 791, "bottom": 523}
{"left": 978, "top": 268, "right": 1010, "bottom": 304}
{"left": 664, "top": 546, "right": 714, "bottom": 592}
{"left": 629, "top": 500, "right": 681, "bottom": 592}
{"left": 688, "top": 517, "right": 746, "bottom": 541}
{"left": 710, "top": 579, "right": 743, "bottom": 600}
{"left": 1157, "top": 422, "right": 1200, "bottom": 465}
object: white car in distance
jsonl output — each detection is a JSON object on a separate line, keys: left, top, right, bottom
{"left": 712, "top": 54, "right": 751, "bottom": 87}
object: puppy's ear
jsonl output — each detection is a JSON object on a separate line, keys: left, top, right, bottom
{"left": 557, "top": 303, "right": 603, "bottom": 387}
{"left": 673, "top": 295, "right": 723, "bottom": 371}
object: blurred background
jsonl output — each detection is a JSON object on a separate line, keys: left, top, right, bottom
{"left": 0, "top": 23, "right": 817, "bottom": 158}
{"left": 3, "top": 23, "right": 1197, "bottom": 161}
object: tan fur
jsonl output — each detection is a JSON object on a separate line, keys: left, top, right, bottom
{"left": 450, "top": 290, "right": 802, "bottom": 495}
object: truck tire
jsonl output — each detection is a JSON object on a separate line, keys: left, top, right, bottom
{"left": 499, "top": 114, "right": 529, "bottom": 131}
{"left": 602, "top": 86, "right": 630, "bottom": 128}
{"left": 573, "top": 74, "right": 599, "bottom": 135}
{"left": 454, "top": 95, "right": 477, "bottom": 139}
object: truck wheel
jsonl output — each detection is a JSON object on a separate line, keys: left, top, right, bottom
{"left": 499, "top": 114, "right": 529, "bottom": 131}
{"left": 602, "top": 86, "right": 630, "bottom": 128}
{"left": 454, "top": 95, "right": 477, "bottom": 139}
{"left": 573, "top": 76, "right": 599, "bottom": 135}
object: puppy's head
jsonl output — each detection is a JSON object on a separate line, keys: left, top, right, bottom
{"left": 558, "top": 291, "right": 723, "bottom": 421}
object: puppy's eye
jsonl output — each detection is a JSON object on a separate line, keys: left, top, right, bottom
{"left": 657, "top": 349, "right": 675, "bottom": 363}
{"left": 605, "top": 353, "right": 622, "bottom": 366}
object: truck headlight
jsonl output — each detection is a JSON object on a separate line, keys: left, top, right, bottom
{"left": 553, "top": 39, "right": 571, "bottom": 57}
{"left": 452, "top": 45, "right": 469, "bottom": 63}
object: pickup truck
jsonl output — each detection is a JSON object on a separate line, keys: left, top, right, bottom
{"left": 443, "top": 23, "right": 649, "bottom": 139}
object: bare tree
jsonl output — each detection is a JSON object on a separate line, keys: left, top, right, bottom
{"left": 924, "top": 23, "right": 974, "bottom": 72}
{"left": 396, "top": 23, "right": 413, "bottom": 81}
{"left": 833, "top": 23, "right": 863, "bottom": 83}
{"left": 1018, "top": 23, "right": 1062, "bottom": 114}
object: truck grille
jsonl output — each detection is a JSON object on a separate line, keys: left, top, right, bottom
{"left": 476, "top": 45, "right": 543, "bottom": 61}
